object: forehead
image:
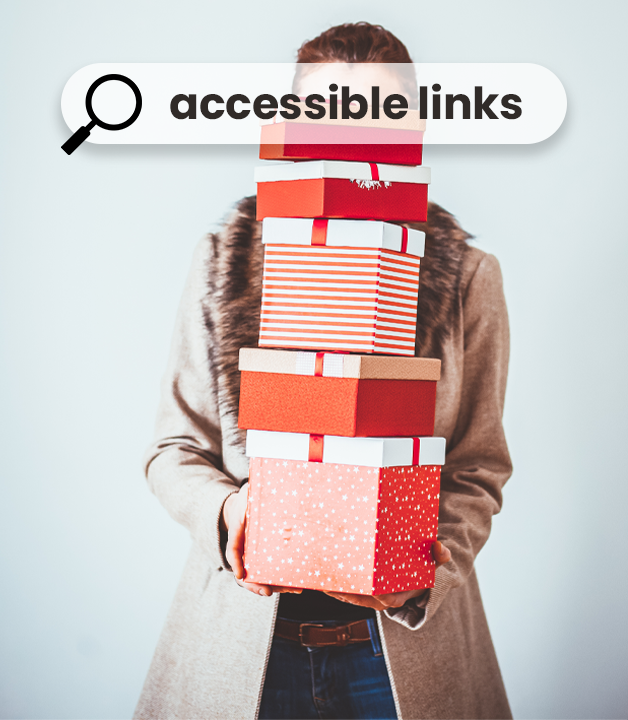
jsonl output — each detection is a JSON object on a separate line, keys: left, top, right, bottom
{"left": 296, "top": 63, "right": 406, "bottom": 97}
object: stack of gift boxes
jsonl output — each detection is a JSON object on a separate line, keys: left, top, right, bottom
{"left": 238, "top": 103, "right": 446, "bottom": 595}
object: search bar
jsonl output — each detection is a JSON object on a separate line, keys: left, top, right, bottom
{"left": 60, "top": 62, "right": 567, "bottom": 147}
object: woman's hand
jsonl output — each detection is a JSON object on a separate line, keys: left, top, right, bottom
{"left": 220, "top": 483, "right": 301, "bottom": 598}
{"left": 322, "top": 540, "right": 452, "bottom": 611}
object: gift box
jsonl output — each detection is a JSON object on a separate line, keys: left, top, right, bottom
{"left": 244, "top": 432, "right": 446, "bottom": 594}
{"left": 260, "top": 123, "right": 424, "bottom": 165}
{"left": 255, "top": 161, "right": 431, "bottom": 222}
{"left": 238, "top": 348, "right": 440, "bottom": 437}
{"left": 259, "top": 102, "right": 424, "bottom": 163}
{"left": 258, "top": 220, "right": 423, "bottom": 355}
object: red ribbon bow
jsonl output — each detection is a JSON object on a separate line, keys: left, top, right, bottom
{"left": 309, "top": 436, "right": 420, "bottom": 465}
{"left": 401, "top": 226, "right": 409, "bottom": 253}
{"left": 412, "top": 437, "right": 421, "bottom": 466}
{"left": 314, "top": 351, "right": 325, "bottom": 377}
{"left": 308, "top": 434, "right": 324, "bottom": 463}
{"left": 311, "top": 218, "right": 328, "bottom": 246}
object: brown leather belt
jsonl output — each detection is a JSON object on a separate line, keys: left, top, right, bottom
{"left": 274, "top": 618, "right": 372, "bottom": 647}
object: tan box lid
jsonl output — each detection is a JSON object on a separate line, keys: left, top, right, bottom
{"left": 239, "top": 348, "right": 440, "bottom": 381}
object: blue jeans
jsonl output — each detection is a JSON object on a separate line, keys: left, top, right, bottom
{"left": 258, "top": 618, "right": 398, "bottom": 719}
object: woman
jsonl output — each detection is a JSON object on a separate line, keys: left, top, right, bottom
{"left": 134, "top": 22, "right": 513, "bottom": 720}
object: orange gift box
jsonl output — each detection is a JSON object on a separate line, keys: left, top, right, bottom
{"left": 238, "top": 349, "right": 440, "bottom": 437}
{"left": 255, "top": 161, "right": 430, "bottom": 222}
{"left": 243, "top": 433, "right": 445, "bottom": 594}
{"left": 259, "top": 122, "right": 424, "bottom": 165}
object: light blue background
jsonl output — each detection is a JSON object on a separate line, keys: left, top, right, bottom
{"left": 1, "top": 1, "right": 627, "bottom": 718}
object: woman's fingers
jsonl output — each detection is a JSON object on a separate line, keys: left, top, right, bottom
{"left": 235, "top": 577, "right": 274, "bottom": 597}
{"left": 324, "top": 587, "right": 429, "bottom": 611}
{"left": 225, "top": 507, "right": 244, "bottom": 578}
{"left": 432, "top": 540, "right": 452, "bottom": 568}
{"left": 225, "top": 486, "right": 248, "bottom": 580}
{"left": 324, "top": 592, "right": 385, "bottom": 610}
{"left": 234, "top": 579, "right": 302, "bottom": 597}
{"left": 227, "top": 521, "right": 246, "bottom": 580}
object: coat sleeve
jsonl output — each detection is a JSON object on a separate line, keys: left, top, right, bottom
{"left": 143, "top": 235, "right": 240, "bottom": 572}
{"left": 383, "top": 253, "right": 513, "bottom": 630}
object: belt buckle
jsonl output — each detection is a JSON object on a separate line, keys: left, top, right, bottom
{"left": 298, "top": 623, "right": 326, "bottom": 647}
{"left": 335, "top": 626, "right": 351, "bottom": 647}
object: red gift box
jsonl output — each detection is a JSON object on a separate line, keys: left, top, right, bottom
{"left": 255, "top": 161, "right": 431, "bottom": 222}
{"left": 259, "top": 122, "right": 424, "bottom": 165}
{"left": 257, "top": 219, "right": 424, "bottom": 355}
{"left": 244, "top": 433, "right": 445, "bottom": 594}
{"left": 238, "top": 349, "right": 440, "bottom": 437}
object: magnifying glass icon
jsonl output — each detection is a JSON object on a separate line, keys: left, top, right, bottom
{"left": 61, "top": 74, "right": 142, "bottom": 155}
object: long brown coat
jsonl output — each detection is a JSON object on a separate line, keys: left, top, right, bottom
{"left": 134, "top": 198, "right": 513, "bottom": 720}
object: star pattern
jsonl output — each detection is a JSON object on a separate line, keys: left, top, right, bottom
{"left": 244, "top": 457, "right": 441, "bottom": 595}
{"left": 372, "top": 464, "right": 440, "bottom": 593}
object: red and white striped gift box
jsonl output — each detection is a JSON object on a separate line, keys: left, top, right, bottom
{"left": 258, "top": 219, "right": 423, "bottom": 355}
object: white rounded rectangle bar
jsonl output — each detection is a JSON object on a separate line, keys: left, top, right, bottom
{"left": 61, "top": 63, "right": 566, "bottom": 145}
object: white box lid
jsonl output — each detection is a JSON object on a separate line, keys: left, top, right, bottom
{"left": 246, "top": 430, "right": 445, "bottom": 468}
{"left": 261, "top": 218, "right": 425, "bottom": 257}
{"left": 254, "top": 160, "right": 431, "bottom": 185}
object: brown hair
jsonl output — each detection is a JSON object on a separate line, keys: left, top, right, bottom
{"left": 294, "top": 22, "right": 418, "bottom": 107}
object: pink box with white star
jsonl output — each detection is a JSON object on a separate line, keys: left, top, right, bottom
{"left": 244, "top": 444, "right": 444, "bottom": 595}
